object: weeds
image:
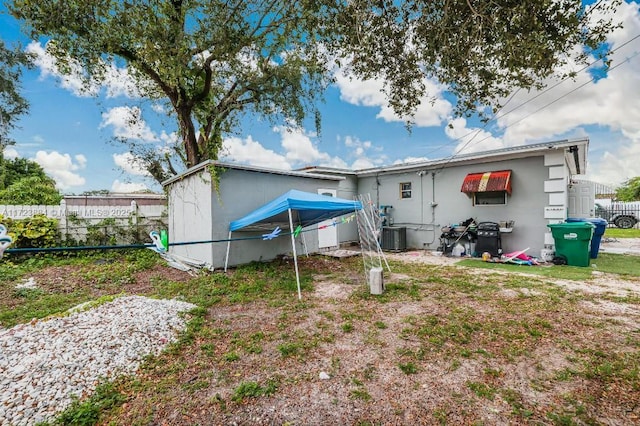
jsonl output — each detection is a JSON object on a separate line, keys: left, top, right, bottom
{"left": 398, "top": 362, "right": 418, "bottom": 374}
{"left": 466, "top": 381, "right": 497, "bottom": 400}
{"left": 231, "top": 380, "right": 278, "bottom": 402}
{"left": 3, "top": 251, "right": 639, "bottom": 425}
{"left": 47, "top": 382, "right": 125, "bottom": 426}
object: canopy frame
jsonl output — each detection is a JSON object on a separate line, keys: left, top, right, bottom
{"left": 223, "top": 190, "right": 362, "bottom": 300}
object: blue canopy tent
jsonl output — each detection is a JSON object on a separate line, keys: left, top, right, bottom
{"left": 224, "top": 189, "right": 362, "bottom": 299}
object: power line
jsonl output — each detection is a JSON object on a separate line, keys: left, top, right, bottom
{"left": 429, "top": 32, "right": 640, "bottom": 165}
{"left": 494, "top": 49, "right": 640, "bottom": 133}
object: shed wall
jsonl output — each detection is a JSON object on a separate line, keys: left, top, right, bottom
{"left": 167, "top": 170, "right": 214, "bottom": 266}
{"left": 216, "top": 169, "right": 343, "bottom": 268}
{"left": 167, "top": 168, "right": 345, "bottom": 268}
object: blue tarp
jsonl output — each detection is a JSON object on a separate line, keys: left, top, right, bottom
{"left": 229, "top": 189, "right": 362, "bottom": 232}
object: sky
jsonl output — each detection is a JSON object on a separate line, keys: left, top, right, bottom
{"left": 1, "top": 1, "right": 640, "bottom": 194}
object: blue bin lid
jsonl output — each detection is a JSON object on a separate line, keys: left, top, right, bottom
{"left": 567, "top": 217, "right": 608, "bottom": 226}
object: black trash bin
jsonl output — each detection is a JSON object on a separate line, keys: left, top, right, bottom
{"left": 475, "top": 222, "right": 502, "bottom": 257}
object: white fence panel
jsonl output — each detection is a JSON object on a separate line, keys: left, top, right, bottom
{"left": 0, "top": 201, "right": 167, "bottom": 245}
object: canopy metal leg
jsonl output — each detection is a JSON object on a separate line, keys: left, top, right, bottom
{"left": 288, "top": 208, "right": 302, "bottom": 300}
{"left": 224, "top": 231, "right": 232, "bottom": 272}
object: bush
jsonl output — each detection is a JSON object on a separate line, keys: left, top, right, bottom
{"left": 0, "top": 214, "right": 59, "bottom": 248}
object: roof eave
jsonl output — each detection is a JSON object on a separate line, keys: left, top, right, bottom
{"left": 163, "top": 160, "right": 345, "bottom": 187}
{"left": 356, "top": 138, "right": 589, "bottom": 177}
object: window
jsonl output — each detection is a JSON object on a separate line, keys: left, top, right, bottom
{"left": 400, "top": 182, "right": 412, "bottom": 199}
{"left": 461, "top": 170, "right": 511, "bottom": 206}
{"left": 473, "top": 191, "right": 507, "bottom": 205}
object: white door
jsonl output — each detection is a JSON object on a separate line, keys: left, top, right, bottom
{"left": 318, "top": 189, "right": 338, "bottom": 249}
{"left": 568, "top": 182, "right": 595, "bottom": 218}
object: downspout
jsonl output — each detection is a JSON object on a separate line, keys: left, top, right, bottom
{"left": 375, "top": 172, "right": 380, "bottom": 207}
{"left": 419, "top": 171, "right": 424, "bottom": 224}
{"left": 431, "top": 171, "right": 437, "bottom": 223}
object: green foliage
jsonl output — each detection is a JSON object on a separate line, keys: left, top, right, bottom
{"left": 277, "top": 341, "right": 302, "bottom": 358}
{"left": 458, "top": 253, "right": 640, "bottom": 278}
{"left": 466, "top": 381, "right": 497, "bottom": 400}
{"left": 615, "top": 177, "right": 640, "bottom": 201}
{"left": 231, "top": 380, "right": 278, "bottom": 402}
{"left": 0, "top": 175, "right": 62, "bottom": 204}
{"left": 0, "top": 157, "right": 50, "bottom": 189}
{"left": 52, "top": 382, "right": 126, "bottom": 425}
{"left": 0, "top": 152, "right": 61, "bottom": 201}
{"left": 0, "top": 39, "right": 31, "bottom": 147}
{"left": 341, "top": 321, "right": 353, "bottom": 333}
{"left": 10, "top": 0, "right": 333, "bottom": 182}
{"left": 398, "top": 362, "right": 418, "bottom": 375}
{"left": 349, "top": 388, "right": 372, "bottom": 401}
{"left": 331, "top": 0, "right": 620, "bottom": 121}
{"left": 13, "top": 286, "right": 45, "bottom": 299}
{"left": 0, "top": 213, "right": 59, "bottom": 248}
{"left": 604, "top": 228, "right": 640, "bottom": 239}
{"left": 9, "top": 0, "right": 620, "bottom": 180}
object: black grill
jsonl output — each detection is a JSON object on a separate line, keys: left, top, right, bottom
{"left": 475, "top": 222, "right": 502, "bottom": 257}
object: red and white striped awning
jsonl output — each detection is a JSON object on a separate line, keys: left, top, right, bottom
{"left": 460, "top": 170, "right": 512, "bottom": 194}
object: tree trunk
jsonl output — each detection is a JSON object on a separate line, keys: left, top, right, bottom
{"left": 177, "top": 106, "right": 200, "bottom": 168}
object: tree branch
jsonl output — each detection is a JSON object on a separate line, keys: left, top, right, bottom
{"left": 115, "top": 47, "right": 178, "bottom": 105}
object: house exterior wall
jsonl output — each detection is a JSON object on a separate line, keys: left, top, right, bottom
{"left": 358, "top": 155, "right": 558, "bottom": 257}
{"left": 294, "top": 170, "right": 360, "bottom": 244}
{"left": 335, "top": 174, "right": 359, "bottom": 243}
{"left": 167, "top": 166, "right": 343, "bottom": 268}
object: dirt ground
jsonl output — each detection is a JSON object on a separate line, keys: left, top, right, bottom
{"left": 6, "top": 245, "right": 640, "bottom": 425}
{"left": 103, "top": 248, "right": 640, "bottom": 425}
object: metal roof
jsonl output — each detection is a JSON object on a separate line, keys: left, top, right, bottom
{"left": 163, "top": 138, "right": 589, "bottom": 186}
{"left": 162, "top": 160, "right": 345, "bottom": 187}
{"left": 356, "top": 138, "right": 588, "bottom": 176}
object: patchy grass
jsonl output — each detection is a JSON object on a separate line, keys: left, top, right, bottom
{"left": 231, "top": 380, "right": 278, "bottom": 402}
{"left": 0, "top": 250, "right": 164, "bottom": 328}
{"left": 1, "top": 252, "right": 639, "bottom": 425}
{"left": 457, "top": 252, "right": 640, "bottom": 278}
{"left": 590, "top": 253, "right": 640, "bottom": 276}
{"left": 38, "top": 381, "right": 126, "bottom": 426}
{"left": 605, "top": 228, "right": 640, "bottom": 238}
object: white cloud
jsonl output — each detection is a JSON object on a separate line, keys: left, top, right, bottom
{"left": 489, "top": 2, "right": 640, "bottom": 184}
{"left": 152, "top": 103, "right": 166, "bottom": 114}
{"left": 32, "top": 135, "right": 45, "bottom": 144}
{"left": 159, "top": 131, "right": 179, "bottom": 146}
{"left": 26, "top": 41, "right": 98, "bottom": 97}
{"left": 221, "top": 135, "right": 292, "bottom": 169}
{"left": 446, "top": 118, "right": 505, "bottom": 154}
{"left": 393, "top": 156, "right": 430, "bottom": 165}
{"left": 221, "top": 127, "right": 351, "bottom": 170}
{"left": 351, "top": 158, "right": 375, "bottom": 170}
{"left": 113, "top": 152, "right": 151, "bottom": 176}
{"left": 32, "top": 150, "right": 86, "bottom": 189}
{"left": 103, "top": 63, "right": 141, "bottom": 98}
{"left": 274, "top": 125, "right": 331, "bottom": 165}
{"left": 111, "top": 180, "right": 148, "bottom": 193}
{"left": 26, "top": 41, "right": 140, "bottom": 98}
{"left": 334, "top": 68, "right": 452, "bottom": 127}
{"left": 100, "top": 106, "right": 158, "bottom": 142}
{"left": 586, "top": 135, "right": 640, "bottom": 186}
{"left": 3, "top": 146, "right": 18, "bottom": 160}
{"left": 342, "top": 135, "right": 383, "bottom": 170}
